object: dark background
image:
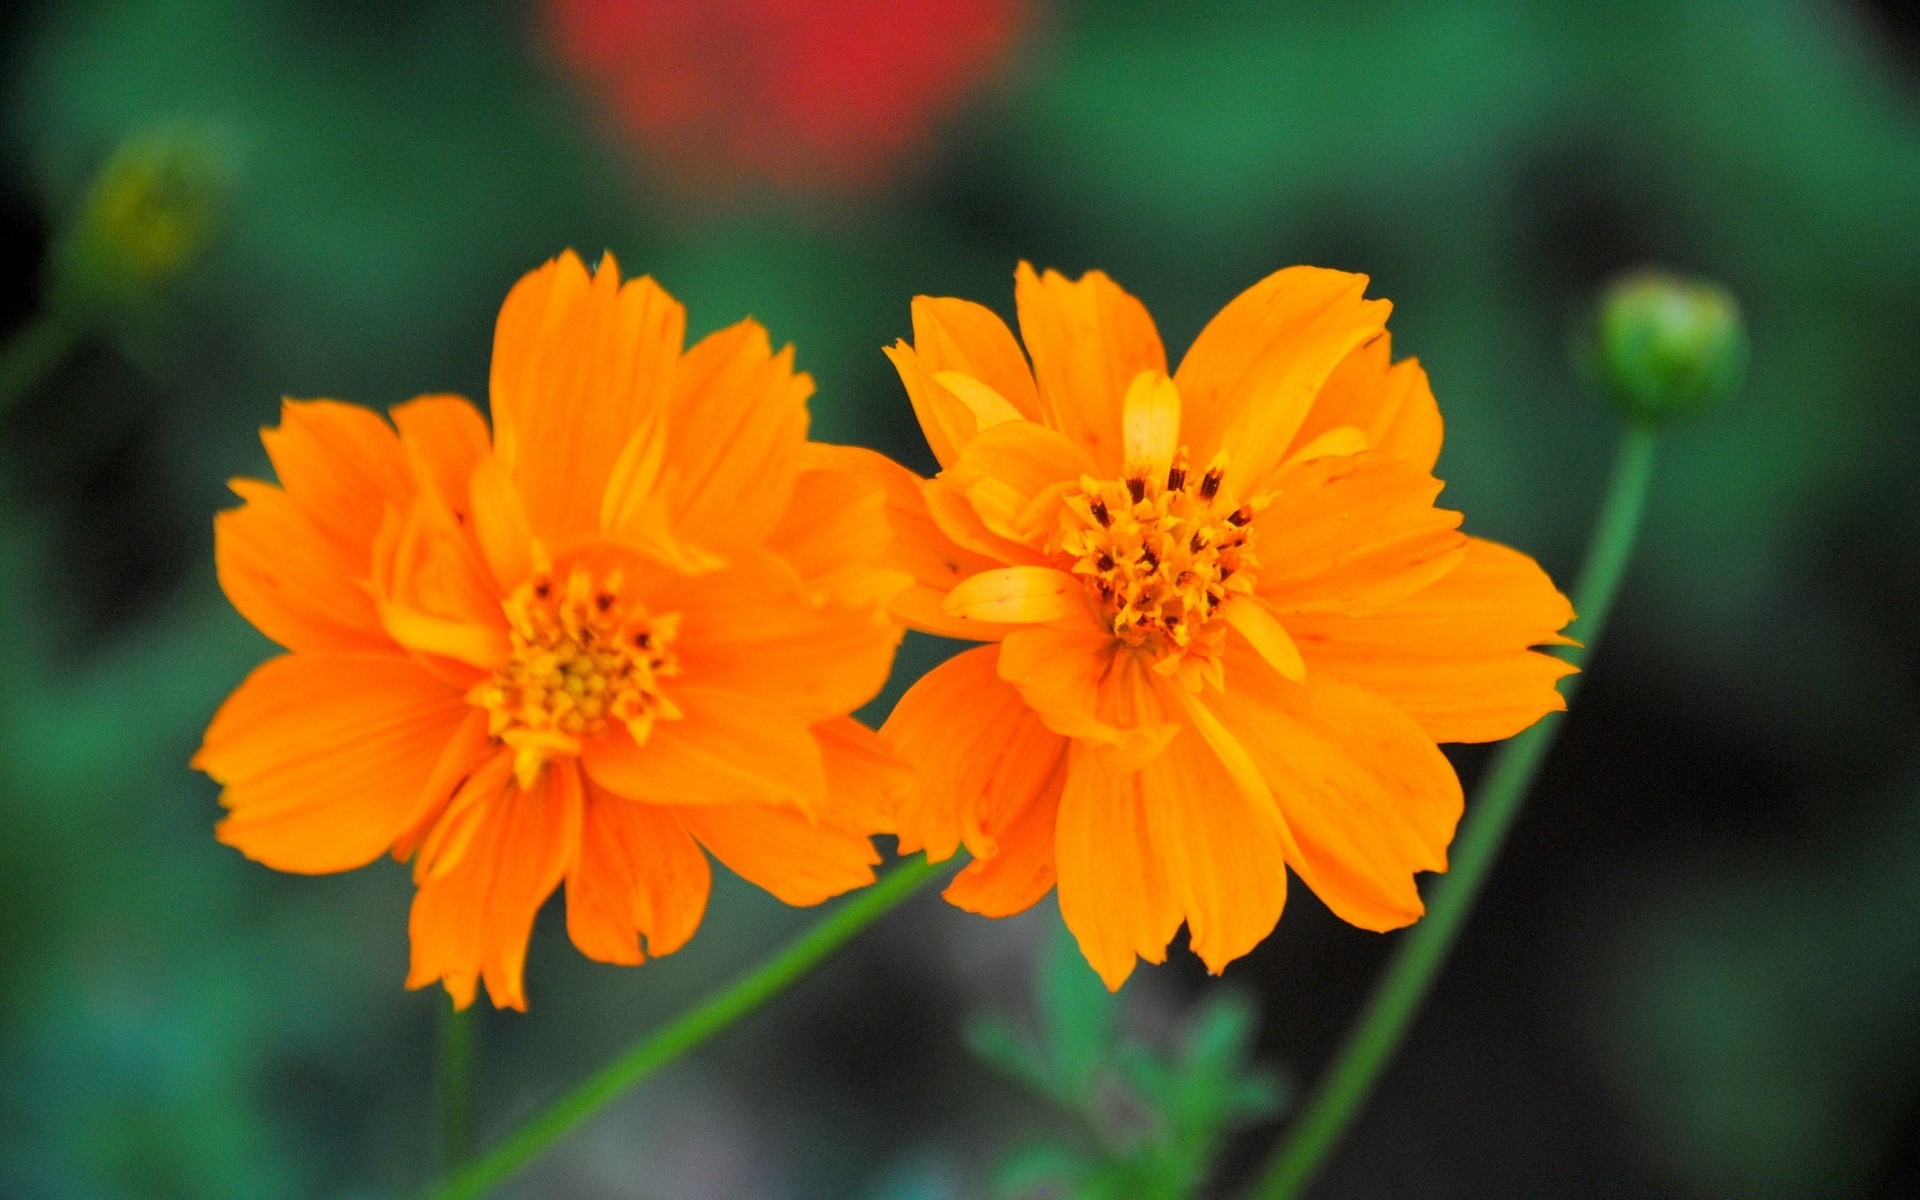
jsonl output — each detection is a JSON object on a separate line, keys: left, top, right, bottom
{"left": 2, "top": 1, "right": 1918, "bottom": 1196}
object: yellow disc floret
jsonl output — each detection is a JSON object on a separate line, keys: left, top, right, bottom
{"left": 1059, "top": 451, "right": 1261, "bottom": 666}
{"left": 471, "top": 565, "right": 681, "bottom": 788}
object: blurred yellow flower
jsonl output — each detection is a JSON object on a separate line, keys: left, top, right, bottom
{"left": 54, "top": 125, "right": 225, "bottom": 314}
{"left": 871, "top": 264, "right": 1576, "bottom": 988}
{"left": 195, "top": 251, "right": 907, "bottom": 1009}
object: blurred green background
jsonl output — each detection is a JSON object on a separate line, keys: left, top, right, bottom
{"left": 3, "top": 0, "right": 1919, "bottom": 1196}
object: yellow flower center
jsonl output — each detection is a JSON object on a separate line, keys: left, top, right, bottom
{"left": 471, "top": 565, "right": 681, "bottom": 788}
{"left": 1059, "top": 451, "right": 1260, "bottom": 659}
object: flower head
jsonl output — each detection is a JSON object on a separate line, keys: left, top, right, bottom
{"left": 1588, "top": 268, "right": 1746, "bottom": 425}
{"left": 872, "top": 264, "right": 1576, "bottom": 988}
{"left": 195, "top": 251, "right": 908, "bottom": 1009}
{"left": 53, "top": 125, "right": 226, "bottom": 316}
{"left": 550, "top": 0, "right": 1026, "bottom": 194}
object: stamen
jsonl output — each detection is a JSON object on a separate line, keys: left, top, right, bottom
{"left": 471, "top": 565, "right": 681, "bottom": 784}
{"left": 1058, "top": 460, "right": 1263, "bottom": 670}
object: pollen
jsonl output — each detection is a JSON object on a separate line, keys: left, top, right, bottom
{"left": 471, "top": 565, "right": 681, "bottom": 788}
{"left": 1059, "top": 450, "right": 1261, "bottom": 662}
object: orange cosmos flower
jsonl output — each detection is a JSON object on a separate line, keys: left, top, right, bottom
{"left": 194, "top": 251, "right": 908, "bottom": 1009}
{"left": 870, "top": 264, "right": 1576, "bottom": 989}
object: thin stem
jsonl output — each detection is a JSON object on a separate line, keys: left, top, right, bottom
{"left": 424, "top": 852, "right": 947, "bottom": 1200}
{"left": 0, "top": 309, "right": 80, "bottom": 422}
{"left": 1248, "top": 423, "right": 1660, "bottom": 1200}
{"left": 438, "top": 997, "right": 476, "bottom": 1170}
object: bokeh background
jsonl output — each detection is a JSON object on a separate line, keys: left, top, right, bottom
{"left": 3, "top": 1, "right": 1919, "bottom": 1196}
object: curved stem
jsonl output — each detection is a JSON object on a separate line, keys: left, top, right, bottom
{"left": 1248, "top": 423, "right": 1660, "bottom": 1199}
{"left": 0, "top": 310, "right": 80, "bottom": 422}
{"left": 438, "top": 998, "right": 476, "bottom": 1169}
{"left": 424, "top": 852, "right": 947, "bottom": 1200}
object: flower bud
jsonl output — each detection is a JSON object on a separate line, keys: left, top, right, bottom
{"left": 1586, "top": 269, "right": 1746, "bottom": 425}
{"left": 50, "top": 126, "right": 227, "bottom": 318}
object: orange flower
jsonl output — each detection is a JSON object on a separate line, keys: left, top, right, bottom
{"left": 872, "top": 265, "right": 1576, "bottom": 988}
{"left": 194, "top": 251, "right": 908, "bottom": 1009}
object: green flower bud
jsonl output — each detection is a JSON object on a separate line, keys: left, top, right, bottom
{"left": 1586, "top": 269, "right": 1747, "bottom": 425}
{"left": 50, "top": 125, "right": 227, "bottom": 318}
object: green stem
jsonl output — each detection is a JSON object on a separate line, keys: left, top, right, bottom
{"left": 1248, "top": 423, "right": 1660, "bottom": 1199}
{"left": 424, "top": 853, "right": 947, "bottom": 1200}
{"left": 0, "top": 309, "right": 80, "bottom": 421}
{"left": 439, "top": 997, "right": 476, "bottom": 1170}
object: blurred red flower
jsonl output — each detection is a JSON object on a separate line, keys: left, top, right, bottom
{"left": 551, "top": 0, "right": 1027, "bottom": 194}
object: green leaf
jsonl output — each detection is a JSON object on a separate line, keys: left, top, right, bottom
{"left": 964, "top": 1013, "right": 1059, "bottom": 1101}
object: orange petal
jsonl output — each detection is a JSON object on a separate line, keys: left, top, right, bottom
{"left": 413, "top": 749, "right": 518, "bottom": 883}
{"left": 197, "top": 653, "right": 472, "bottom": 874}
{"left": 824, "top": 448, "right": 1020, "bottom": 641}
{"left": 1254, "top": 452, "right": 1467, "bottom": 617}
{"left": 665, "top": 319, "right": 812, "bottom": 552}
{"left": 1053, "top": 737, "right": 1183, "bottom": 991}
{"left": 911, "top": 294, "right": 1042, "bottom": 421}
{"left": 260, "top": 398, "right": 414, "bottom": 553}
{"left": 218, "top": 397, "right": 419, "bottom": 654}
{"left": 676, "top": 803, "right": 879, "bottom": 907}
{"left": 598, "top": 396, "right": 724, "bottom": 576}
{"left": 391, "top": 393, "right": 492, "bottom": 515}
{"left": 814, "top": 716, "right": 908, "bottom": 835}
{"left": 1136, "top": 677, "right": 1290, "bottom": 975}
{"left": 663, "top": 552, "right": 902, "bottom": 724}
{"left": 996, "top": 624, "right": 1115, "bottom": 740}
{"left": 1223, "top": 596, "right": 1306, "bottom": 682}
{"left": 468, "top": 454, "right": 539, "bottom": 593}
{"left": 1215, "top": 640, "right": 1463, "bottom": 932}
{"left": 885, "top": 341, "right": 982, "bottom": 469}
{"left": 1121, "top": 369, "right": 1181, "bottom": 481}
{"left": 406, "top": 760, "right": 584, "bottom": 1010}
{"left": 943, "top": 565, "right": 1084, "bottom": 624}
{"left": 1171, "top": 268, "right": 1390, "bottom": 491}
{"left": 943, "top": 419, "right": 1099, "bottom": 548}
{"left": 1286, "top": 425, "right": 1370, "bottom": 463}
{"left": 371, "top": 488, "right": 508, "bottom": 673}
{"left": 941, "top": 753, "right": 1065, "bottom": 918}
{"left": 997, "top": 624, "right": 1176, "bottom": 765}
{"left": 391, "top": 708, "right": 495, "bottom": 864}
{"left": 837, "top": 446, "right": 1008, "bottom": 588}
{"left": 767, "top": 445, "right": 911, "bottom": 609}
{"left": 581, "top": 687, "right": 829, "bottom": 810}
{"left": 565, "top": 780, "right": 712, "bottom": 965}
{"left": 1285, "top": 332, "right": 1442, "bottom": 473}
{"left": 215, "top": 480, "right": 392, "bottom": 654}
{"left": 882, "top": 645, "right": 1068, "bottom": 863}
{"left": 489, "top": 251, "right": 686, "bottom": 543}
{"left": 887, "top": 585, "right": 1005, "bottom": 642}
{"left": 1014, "top": 263, "right": 1166, "bottom": 472}
{"left": 1289, "top": 537, "right": 1576, "bottom": 743}
{"left": 935, "top": 371, "right": 1026, "bottom": 431}
{"left": 922, "top": 477, "right": 1047, "bottom": 568}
